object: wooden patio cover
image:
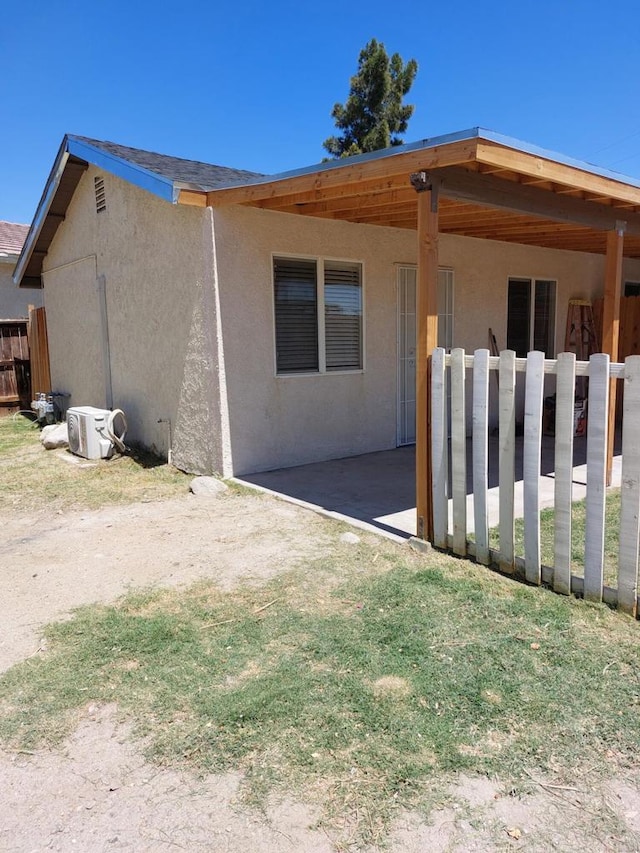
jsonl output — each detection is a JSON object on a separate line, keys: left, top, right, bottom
{"left": 191, "top": 130, "right": 640, "bottom": 541}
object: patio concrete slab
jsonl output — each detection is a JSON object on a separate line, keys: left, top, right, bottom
{"left": 236, "top": 438, "right": 622, "bottom": 542}
{"left": 237, "top": 447, "right": 416, "bottom": 542}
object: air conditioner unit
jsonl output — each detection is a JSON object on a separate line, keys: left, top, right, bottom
{"left": 66, "top": 406, "right": 116, "bottom": 460}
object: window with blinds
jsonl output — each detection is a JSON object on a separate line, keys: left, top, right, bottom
{"left": 274, "top": 256, "right": 363, "bottom": 374}
{"left": 274, "top": 258, "right": 318, "bottom": 373}
{"left": 324, "top": 262, "right": 362, "bottom": 370}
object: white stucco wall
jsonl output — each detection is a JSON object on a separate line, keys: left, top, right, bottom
{"left": 42, "top": 167, "right": 640, "bottom": 476}
{"left": 212, "top": 206, "right": 416, "bottom": 475}
{"left": 213, "top": 205, "right": 640, "bottom": 475}
{"left": 0, "top": 258, "right": 43, "bottom": 318}
{"left": 43, "top": 167, "right": 227, "bottom": 474}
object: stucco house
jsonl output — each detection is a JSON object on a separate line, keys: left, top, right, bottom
{"left": 0, "top": 221, "right": 42, "bottom": 318}
{"left": 13, "top": 131, "right": 640, "bottom": 519}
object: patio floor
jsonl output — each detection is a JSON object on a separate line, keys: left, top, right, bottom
{"left": 236, "top": 433, "right": 622, "bottom": 542}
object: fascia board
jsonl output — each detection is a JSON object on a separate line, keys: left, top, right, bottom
{"left": 66, "top": 137, "right": 177, "bottom": 202}
{"left": 13, "top": 138, "right": 70, "bottom": 286}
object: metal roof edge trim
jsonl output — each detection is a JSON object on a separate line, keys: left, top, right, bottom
{"left": 207, "top": 128, "right": 484, "bottom": 191}
{"left": 67, "top": 137, "right": 177, "bottom": 202}
{"left": 14, "top": 137, "right": 70, "bottom": 287}
{"left": 476, "top": 128, "right": 640, "bottom": 190}
{"left": 208, "top": 126, "right": 640, "bottom": 194}
{"left": 14, "top": 136, "right": 179, "bottom": 287}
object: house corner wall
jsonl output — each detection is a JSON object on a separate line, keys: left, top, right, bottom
{"left": 212, "top": 206, "right": 416, "bottom": 475}
{"left": 171, "top": 207, "right": 232, "bottom": 477}
{"left": 42, "top": 167, "right": 227, "bottom": 474}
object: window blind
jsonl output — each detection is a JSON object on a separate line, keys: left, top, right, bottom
{"left": 274, "top": 258, "right": 318, "bottom": 373}
{"left": 324, "top": 262, "right": 362, "bottom": 370}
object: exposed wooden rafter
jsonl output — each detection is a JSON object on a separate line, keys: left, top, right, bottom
{"left": 189, "top": 135, "right": 640, "bottom": 259}
{"left": 205, "top": 139, "right": 479, "bottom": 207}
{"left": 429, "top": 166, "right": 640, "bottom": 234}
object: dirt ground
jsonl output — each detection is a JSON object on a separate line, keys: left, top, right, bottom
{"left": 2, "top": 490, "right": 640, "bottom": 852}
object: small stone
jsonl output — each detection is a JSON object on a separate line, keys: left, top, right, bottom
{"left": 190, "top": 476, "right": 229, "bottom": 497}
{"left": 340, "top": 532, "right": 360, "bottom": 544}
{"left": 41, "top": 423, "right": 69, "bottom": 450}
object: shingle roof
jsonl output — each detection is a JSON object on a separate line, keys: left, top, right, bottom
{"left": 73, "top": 136, "right": 265, "bottom": 191}
{"left": 0, "top": 221, "right": 29, "bottom": 256}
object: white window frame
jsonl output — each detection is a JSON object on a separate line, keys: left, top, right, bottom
{"left": 506, "top": 276, "right": 557, "bottom": 357}
{"left": 272, "top": 253, "right": 365, "bottom": 376}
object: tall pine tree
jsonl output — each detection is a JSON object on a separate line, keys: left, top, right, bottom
{"left": 323, "top": 39, "right": 418, "bottom": 159}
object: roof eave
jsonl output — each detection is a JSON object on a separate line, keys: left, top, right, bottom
{"left": 14, "top": 136, "right": 181, "bottom": 288}
{"left": 66, "top": 137, "right": 178, "bottom": 202}
{"left": 205, "top": 126, "right": 640, "bottom": 201}
{"left": 13, "top": 137, "right": 70, "bottom": 288}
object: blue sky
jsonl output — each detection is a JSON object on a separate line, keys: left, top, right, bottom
{"left": 2, "top": 0, "right": 640, "bottom": 225}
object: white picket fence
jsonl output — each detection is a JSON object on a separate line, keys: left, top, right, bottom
{"left": 430, "top": 347, "right": 640, "bottom": 616}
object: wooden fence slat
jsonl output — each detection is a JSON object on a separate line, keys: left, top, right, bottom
{"left": 523, "top": 350, "right": 544, "bottom": 585}
{"left": 498, "top": 350, "right": 516, "bottom": 573}
{"left": 584, "top": 353, "right": 609, "bottom": 602}
{"left": 432, "top": 349, "right": 640, "bottom": 614}
{"left": 454, "top": 353, "right": 623, "bottom": 378}
{"left": 473, "top": 348, "right": 490, "bottom": 564}
{"left": 553, "top": 352, "right": 576, "bottom": 595}
{"left": 451, "top": 348, "right": 467, "bottom": 556}
{"left": 0, "top": 321, "right": 30, "bottom": 411}
{"left": 28, "top": 306, "right": 51, "bottom": 395}
{"left": 431, "top": 347, "right": 448, "bottom": 549}
{"left": 618, "top": 355, "right": 640, "bottom": 615}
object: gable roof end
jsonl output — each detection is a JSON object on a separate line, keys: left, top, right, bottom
{"left": 14, "top": 135, "right": 266, "bottom": 288}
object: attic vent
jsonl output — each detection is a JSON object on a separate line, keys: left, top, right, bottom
{"left": 94, "top": 176, "right": 106, "bottom": 213}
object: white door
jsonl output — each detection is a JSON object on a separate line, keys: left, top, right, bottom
{"left": 397, "top": 265, "right": 454, "bottom": 446}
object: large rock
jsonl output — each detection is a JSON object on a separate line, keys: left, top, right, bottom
{"left": 189, "top": 476, "right": 229, "bottom": 497}
{"left": 41, "top": 423, "right": 69, "bottom": 450}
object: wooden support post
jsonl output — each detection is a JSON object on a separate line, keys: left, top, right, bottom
{"left": 601, "top": 224, "right": 625, "bottom": 485}
{"left": 412, "top": 172, "right": 440, "bottom": 541}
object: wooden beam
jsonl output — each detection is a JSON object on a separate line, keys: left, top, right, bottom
{"left": 602, "top": 225, "right": 625, "bottom": 484}
{"left": 178, "top": 189, "right": 208, "bottom": 207}
{"left": 19, "top": 276, "right": 43, "bottom": 289}
{"left": 476, "top": 141, "right": 640, "bottom": 207}
{"left": 446, "top": 214, "right": 587, "bottom": 234}
{"left": 206, "top": 139, "right": 478, "bottom": 207}
{"left": 414, "top": 175, "right": 439, "bottom": 541}
{"left": 267, "top": 187, "right": 415, "bottom": 218}
{"left": 432, "top": 166, "right": 640, "bottom": 234}
{"left": 253, "top": 176, "right": 410, "bottom": 209}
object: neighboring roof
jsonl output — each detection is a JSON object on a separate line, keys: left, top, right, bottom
{"left": 15, "top": 127, "right": 640, "bottom": 289}
{"left": 0, "top": 221, "right": 29, "bottom": 258}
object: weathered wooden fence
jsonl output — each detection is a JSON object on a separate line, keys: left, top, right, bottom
{"left": 431, "top": 347, "right": 640, "bottom": 616}
{"left": 0, "top": 320, "right": 30, "bottom": 413}
{"left": 27, "top": 305, "right": 51, "bottom": 396}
